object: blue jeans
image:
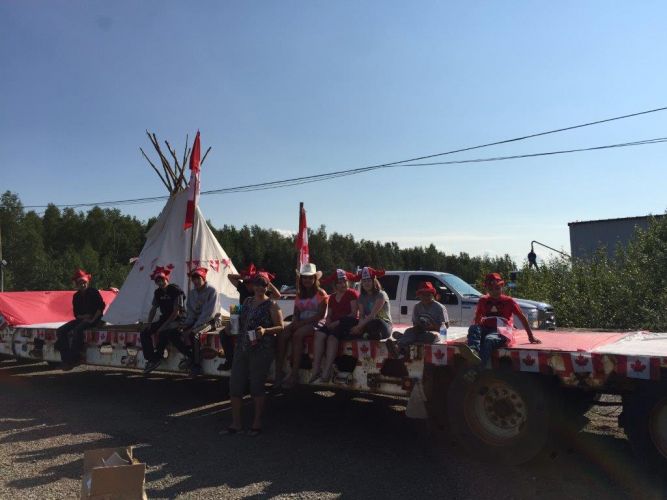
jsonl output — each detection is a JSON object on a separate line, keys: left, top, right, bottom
{"left": 467, "top": 325, "right": 507, "bottom": 367}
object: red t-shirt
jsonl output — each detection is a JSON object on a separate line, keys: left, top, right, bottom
{"left": 473, "top": 294, "right": 523, "bottom": 329}
{"left": 328, "top": 289, "right": 359, "bottom": 322}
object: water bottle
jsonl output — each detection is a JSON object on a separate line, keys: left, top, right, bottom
{"left": 439, "top": 325, "right": 447, "bottom": 344}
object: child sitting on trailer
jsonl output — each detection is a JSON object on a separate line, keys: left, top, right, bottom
{"left": 466, "top": 273, "right": 541, "bottom": 367}
{"left": 387, "top": 281, "right": 448, "bottom": 359}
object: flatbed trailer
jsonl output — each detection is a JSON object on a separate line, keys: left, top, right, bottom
{"left": 1, "top": 323, "right": 665, "bottom": 469}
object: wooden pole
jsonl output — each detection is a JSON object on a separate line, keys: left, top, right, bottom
{"left": 0, "top": 224, "right": 4, "bottom": 292}
{"left": 297, "top": 201, "right": 303, "bottom": 271}
{"left": 188, "top": 198, "right": 197, "bottom": 293}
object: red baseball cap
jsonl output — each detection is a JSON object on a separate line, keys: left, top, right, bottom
{"left": 416, "top": 281, "right": 437, "bottom": 296}
{"left": 484, "top": 273, "right": 505, "bottom": 287}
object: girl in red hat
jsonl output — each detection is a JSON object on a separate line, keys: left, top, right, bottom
{"left": 309, "top": 269, "right": 359, "bottom": 383}
{"left": 350, "top": 267, "right": 392, "bottom": 340}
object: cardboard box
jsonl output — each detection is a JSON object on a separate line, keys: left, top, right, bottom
{"left": 81, "top": 446, "right": 147, "bottom": 499}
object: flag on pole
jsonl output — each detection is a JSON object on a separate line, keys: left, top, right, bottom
{"left": 184, "top": 131, "right": 201, "bottom": 230}
{"left": 296, "top": 203, "right": 309, "bottom": 268}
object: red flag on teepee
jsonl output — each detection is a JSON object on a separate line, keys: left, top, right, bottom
{"left": 295, "top": 202, "right": 309, "bottom": 269}
{"left": 184, "top": 131, "right": 201, "bottom": 230}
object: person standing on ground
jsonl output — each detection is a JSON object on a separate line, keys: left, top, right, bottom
{"left": 224, "top": 272, "right": 284, "bottom": 436}
{"left": 219, "top": 264, "right": 280, "bottom": 371}
{"left": 466, "top": 272, "right": 541, "bottom": 367}
{"left": 141, "top": 267, "right": 185, "bottom": 374}
{"left": 55, "top": 269, "right": 106, "bottom": 370}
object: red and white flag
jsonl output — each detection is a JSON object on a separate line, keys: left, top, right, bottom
{"left": 625, "top": 356, "right": 652, "bottom": 380}
{"left": 295, "top": 203, "right": 309, "bottom": 268}
{"left": 358, "top": 340, "right": 372, "bottom": 359}
{"left": 425, "top": 344, "right": 448, "bottom": 366}
{"left": 184, "top": 131, "right": 201, "bottom": 230}
{"left": 519, "top": 350, "right": 540, "bottom": 372}
{"left": 570, "top": 352, "right": 593, "bottom": 373}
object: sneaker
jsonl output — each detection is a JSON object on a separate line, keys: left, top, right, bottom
{"left": 178, "top": 357, "right": 192, "bottom": 370}
{"left": 457, "top": 344, "right": 482, "bottom": 365}
{"left": 189, "top": 364, "right": 202, "bottom": 377}
{"left": 308, "top": 371, "right": 322, "bottom": 384}
{"left": 143, "top": 359, "right": 161, "bottom": 374}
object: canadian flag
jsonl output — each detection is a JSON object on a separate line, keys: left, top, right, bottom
{"left": 626, "top": 356, "right": 651, "bottom": 380}
{"left": 97, "top": 331, "right": 108, "bottom": 345}
{"left": 358, "top": 341, "right": 372, "bottom": 359}
{"left": 425, "top": 345, "right": 448, "bottom": 366}
{"left": 571, "top": 352, "right": 593, "bottom": 373}
{"left": 184, "top": 131, "right": 201, "bottom": 230}
{"left": 519, "top": 350, "right": 540, "bottom": 372}
{"left": 117, "top": 332, "right": 126, "bottom": 345}
{"left": 295, "top": 203, "right": 309, "bottom": 269}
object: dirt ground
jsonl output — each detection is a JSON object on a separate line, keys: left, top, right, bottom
{"left": 0, "top": 357, "right": 664, "bottom": 499}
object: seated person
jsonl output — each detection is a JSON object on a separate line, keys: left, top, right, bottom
{"left": 309, "top": 269, "right": 359, "bottom": 383}
{"left": 55, "top": 269, "right": 106, "bottom": 370}
{"left": 277, "top": 263, "right": 328, "bottom": 388}
{"left": 219, "top": 263, "right": 280, "bottom": 371}
{"left": 387, "top": 281, "right": 448, "bottom": 359}
{"left": 466, "top": 272, "right": 541, "bottom": 367}
{"left": 163, "top": 267, "right": 218, "bottom": 375}
{"left": 350, "top": 267, "right": 392, "bottom": 340}
{"left": 141, "top": 267, "right": 185, "bottom": 373}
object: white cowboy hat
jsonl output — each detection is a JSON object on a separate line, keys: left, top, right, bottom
{"left": 297, "top": 263, "right": 322, "bottom": 278}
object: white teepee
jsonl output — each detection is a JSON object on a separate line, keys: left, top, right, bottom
{"left": 103, "top": 133, "right": 239, "bottom": 324}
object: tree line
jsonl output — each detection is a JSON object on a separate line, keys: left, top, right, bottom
{"left": 0, "top": 191, "right": 515, "bottom": 292}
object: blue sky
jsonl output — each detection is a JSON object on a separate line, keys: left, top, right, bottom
{"left": 1, "top": 1, "right": 666, "bottom": 265}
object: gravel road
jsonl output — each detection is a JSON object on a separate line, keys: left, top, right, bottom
{"left": 0, "top": 358, "right": 664, "bottom": 499}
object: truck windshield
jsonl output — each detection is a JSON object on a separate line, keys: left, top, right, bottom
{"left": 440, "top": 273, "right": 482, "bottom": 297}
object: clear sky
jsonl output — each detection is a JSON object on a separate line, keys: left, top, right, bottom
{"left": 1, "top": 1, "right": 666, "bottom": 265}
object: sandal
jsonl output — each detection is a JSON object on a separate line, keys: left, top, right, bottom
{"left": 247, "top": 428, "right": 262, "bottom": 437}
{"left": 220, "top": 426, "right": 243, "bottom": 435}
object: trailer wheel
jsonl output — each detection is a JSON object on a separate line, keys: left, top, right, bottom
{"left": 623, "top": 387, "right": 667, "bottom": 471}
{"left": 447, "top": 370, "right": 550, "bottom": 464}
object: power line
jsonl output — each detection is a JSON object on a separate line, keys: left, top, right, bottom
{"left": 23, "top": 136, "right": 667, "bottom": 209}
{"left": 22, "top": 105, "right": 667, "bottom": 209}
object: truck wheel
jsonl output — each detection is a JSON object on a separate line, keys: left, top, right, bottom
{"left": 623, "top": 387, "right": 667, "bottom": 471}
{"left": 447, "top": 370, "right": 550, "bottom": 464}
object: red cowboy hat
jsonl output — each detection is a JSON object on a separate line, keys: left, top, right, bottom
{"left": 484, "top": 272, "right": 505, "bottom": 287}
{"left": 190, "top": 267, "right": 208, "bottom": 280}
{"left": 416, "top": 281, "right": 437, "bottom": 296}
{"left": 321, "top": 269, "right": 357, "bottom": 286}
{"left": 359, "top": 267, "right": 385, "bottom": 281}
{"left": 150, "top": 266, "right": 171, "bottom": 281}
{"left": 71, "top": 269, "right": 91, "bottom": 283}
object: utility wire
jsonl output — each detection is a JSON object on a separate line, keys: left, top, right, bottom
{"left": 22, "top": 105, "right": 667, "bottom": 209}
{"left": 23, "top": 136, "right": 667, "bottom": 209}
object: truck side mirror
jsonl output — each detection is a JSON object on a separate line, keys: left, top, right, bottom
{"left": 439, "top": 290, "right": 458, "bottom": 306}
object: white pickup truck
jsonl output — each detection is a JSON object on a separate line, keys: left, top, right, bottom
{"left": 278, "top": 270, "right": 556, "bottom": 330}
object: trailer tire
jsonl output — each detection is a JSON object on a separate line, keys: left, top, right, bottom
{"left": 447, "top": 369, "right": 550, "bottom": 464}
{"left": 623, "top": 386, "right": 667, "bottom": 472}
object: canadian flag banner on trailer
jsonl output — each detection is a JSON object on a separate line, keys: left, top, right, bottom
{"left": 97, "top": 331, "right": 108, "bottom": 345}
{"left": 519, "top": 350, "right": 540, "bottom": 372}
{"left": 358, "top": 341, "right": 372, "bottom": 359}
{"left": 571, "top": 352, "right": 593, "bottom": 373}
{"left": 622, "top": 355, "right": 658, "bottom": 380}
{"left": 425, "top": 344, "right": 448, "bottom": 365}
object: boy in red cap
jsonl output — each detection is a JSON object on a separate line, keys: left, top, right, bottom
{"left": 141, "top": 267, "right": 186, "bottom": 374}
{"left": 466, "top": 272, "right": 540, "bottom": 367}
{"left": 55, "top": 269, "right": 106, "bottom": 370}
{"left": 387, "top": 281, "right": 449, "bottom": 359}
{"left": 162, "top": 267, "right": 218, "bottom": 375}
